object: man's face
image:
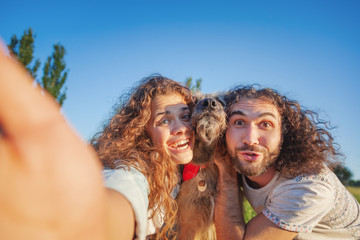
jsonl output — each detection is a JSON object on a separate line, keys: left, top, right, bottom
{"left": 226, "top": 98, "right": 282, "bottom": 176}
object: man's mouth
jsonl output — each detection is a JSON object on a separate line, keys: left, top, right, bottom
{"left": 168, "top": 139, "right": 190, "bottom": 151}
{"left": 245, "top": 152, "right": 258, "bottom": 156}
{"left": 240, "top": 151, "right": 261, "bottom": 161}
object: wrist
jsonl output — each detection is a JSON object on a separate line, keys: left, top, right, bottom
{"left": 217, "top": 169, "right": 238, "bottom": 193}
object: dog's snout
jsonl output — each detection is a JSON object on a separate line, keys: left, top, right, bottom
{"left": 201, "top": 99, "right": 209, "bottom": 107}
{"left": 201, "top": 98, "right": 217, "bottom": 110}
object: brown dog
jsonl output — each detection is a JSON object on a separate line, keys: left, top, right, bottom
{"left": 176, "top": 94, "right": 227, "bottom": 240}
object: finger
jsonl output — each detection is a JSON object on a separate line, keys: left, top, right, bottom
{"left": 0, "top": 40, "right": 61, "bottom": 138}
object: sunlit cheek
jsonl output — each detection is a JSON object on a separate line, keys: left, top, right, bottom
{"left": 225, "top": 134, "right": 233, "bottom": 151}
{"left": 150, "top": 129, "right": 163, "bottom": 147}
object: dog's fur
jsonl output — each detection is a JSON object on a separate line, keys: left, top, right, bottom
{"left": 176, "top": 93, "right": 227, "bottom": 240}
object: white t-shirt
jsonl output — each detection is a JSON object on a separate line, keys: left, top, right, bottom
{"left": 103, "top": 166, "right": 180, "bottom": 240}
{"left": 104, "top": 167, "right": 149, "bottom": 240}
{"left": 243, "top": 166, "right": 360, "bottom": 239}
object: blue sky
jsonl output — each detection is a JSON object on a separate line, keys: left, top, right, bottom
{"left": 1, "top": 0, "right": 360, "bottom": 179}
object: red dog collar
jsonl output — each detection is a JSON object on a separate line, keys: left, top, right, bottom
{"left": 182, "top": 163, "right": 200, "bottom": 181}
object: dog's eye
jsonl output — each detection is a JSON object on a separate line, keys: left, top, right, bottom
{"left": 216, "top": 98, "right": 226, "bottom": 107}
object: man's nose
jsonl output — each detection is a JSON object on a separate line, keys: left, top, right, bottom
{"left": 242, "top": 125, "right": 259, "bottom": 145}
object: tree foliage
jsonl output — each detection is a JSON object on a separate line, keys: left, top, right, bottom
{"left": 7, "top": 28, "right": 68, "bottom": 106}
{"left": 334, "top": 165, "right": 353, "bottom": 186}
{"left": 349, "top": 180, "right": 360, "bottom": 187}
{"left": 41, "top": 44, "right": 68, "bottom": 106}
{"left": 185, "top": 77, "right": 202, "bottom": 92}
{"left": 8, "top": 28, "right": 41, "bottom": 79}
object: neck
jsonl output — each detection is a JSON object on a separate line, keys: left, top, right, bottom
{"left": 246, "top": 166, "right": 276, "bottom": 189}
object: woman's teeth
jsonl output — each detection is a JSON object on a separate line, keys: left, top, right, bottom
{"left": 169, "top": 139, "right": 189, "bottom": 150}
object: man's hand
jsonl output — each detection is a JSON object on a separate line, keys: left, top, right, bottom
{"left": 214, "top": 146, "right": 237, "bottom": 177}
{"left": 213, "top": 145, "right": 245, "bottom": 239}
{"left": 0, "top": 42, "right": 106, "bottom": 239}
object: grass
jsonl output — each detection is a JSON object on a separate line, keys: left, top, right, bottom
{"left": 243, "top": 198, "right": 256, "bottom": 223}
{"left": 347, "top": 186, "right": 360, "bottom": 203}
{"left": 242, "top": 187, "right": 360, "bottom": 224}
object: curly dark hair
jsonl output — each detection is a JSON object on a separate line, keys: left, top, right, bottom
{"left": 91, "top": 74, "right": 194, "bottom": 239}
{"left": 223, "top": 85, "right": 342, "bottom": 178}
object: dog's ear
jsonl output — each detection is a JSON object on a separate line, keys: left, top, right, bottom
{"left": 193, "top": 91, "right": 204, "bottom": 104}
{"left": 214, "top": 93, "right": 226, "bottom": 108}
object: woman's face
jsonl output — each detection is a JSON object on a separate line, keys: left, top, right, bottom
{"left": 147, "top": 93, "right": 194, "bottom": 165}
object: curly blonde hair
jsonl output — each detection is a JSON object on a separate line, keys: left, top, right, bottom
{"left": 91, "top": 75, "right": 194, "bottom": 239}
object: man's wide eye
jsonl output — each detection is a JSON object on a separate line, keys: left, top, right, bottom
{"left": 234, "top": 120, "right": 244, "bottom": 126}
{"left": 261, "top": 122, "right": 272, "bottom": 128}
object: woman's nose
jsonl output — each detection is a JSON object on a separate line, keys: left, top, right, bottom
{"left": 172, "top": 119, "right": 190, "bottom": 135}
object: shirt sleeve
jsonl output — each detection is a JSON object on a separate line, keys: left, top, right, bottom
{"left": 103, "top": 167, "right": 149, "bottom": 240}
{"left": 262, "top": 175, "right": 335, "bottom": 233}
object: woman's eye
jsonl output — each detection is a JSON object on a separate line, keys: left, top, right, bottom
{"left": 182, "top": 114, "right": 191, "bottom": 121}
{"left": 158, "top": 119, "right": 170, "bottom": 125}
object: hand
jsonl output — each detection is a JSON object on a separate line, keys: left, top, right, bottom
{"left": 0, "top": 42, "right": 105, "bottom": 239}
{"left": 214, "top": 145, "right": 236, "bottom": 176}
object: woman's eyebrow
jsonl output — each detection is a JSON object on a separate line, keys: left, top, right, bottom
{"left": 154, "top": 111, "right": 170, "bottom": 118}
{"left": 155, "top": 107, "right": 190, "bottom": 118}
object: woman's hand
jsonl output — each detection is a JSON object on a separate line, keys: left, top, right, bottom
{"left": 0, "top": 42, "right": 106, "bottom": 239}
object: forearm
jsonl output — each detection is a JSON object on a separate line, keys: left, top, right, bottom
{"left": 105, "top": 189, "right": 135, "bottom": 240}
{"left": 215, "top": 167, "right": 245, "bottom": 240}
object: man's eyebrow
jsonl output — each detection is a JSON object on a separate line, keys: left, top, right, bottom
{"left": 229, "top": 110, "right": 277, "bottom": 119}
{"left": 258, "top": 112, "right": 277, "bottom": 119}
{"left": 229, "top": 110, "right": 245, "bottom": 117}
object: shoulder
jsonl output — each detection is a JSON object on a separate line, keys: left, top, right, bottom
{"left": 263, "top": 168, "right": 337, "bottom": 232}
{"left": 273, "top": 167, "right": 335, "bottom": 196}
{"left": 103, "top": 166, "right": 149, "bottom": 196}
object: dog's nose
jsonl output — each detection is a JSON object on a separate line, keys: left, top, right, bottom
{"left": 201, "top": 98, "right": 217, "bottom": 109}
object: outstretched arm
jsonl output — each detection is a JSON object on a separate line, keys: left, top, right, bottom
{"left": 0, "top": 42, "right": 134, "bottom": 239}
{"left": 214, "top": 154, "right": 245, "bottom": 240}
{"left": 214, "top": 154, "right": 297, "bottom": 240}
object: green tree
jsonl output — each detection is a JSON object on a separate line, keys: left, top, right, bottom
{"left": 349, "top": 180, "right": 360, "bottom": 187}
{"left": 185, "top": 77, "right": 202, "bottom": 92}
{"left": 334, "top": 165, "right": 353, "bottom": 186}
{"left": 8, "top": 28, "right": 68, "bottom": 106}
{"left": 41, "top": 44, "right": 68, "bottom": 106}
{"left": 8, "top": 28, "right": 41, "bottom": 79}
